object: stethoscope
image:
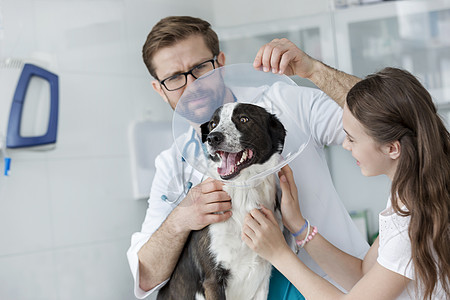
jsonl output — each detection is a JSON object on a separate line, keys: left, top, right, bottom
{"left": 160, "top": 129, "right": 207, "bottom": 204}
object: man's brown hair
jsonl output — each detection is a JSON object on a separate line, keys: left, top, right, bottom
{"left": 142, "top": 16, "right": 220, "bottom": 79}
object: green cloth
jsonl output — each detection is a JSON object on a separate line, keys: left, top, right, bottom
{"left": 268, "top": 267, "right": 305, "bottom": 300}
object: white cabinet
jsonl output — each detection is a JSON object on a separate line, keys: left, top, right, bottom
{"left": 216, "top": 0, "right": 450, "bottom": 107}
{"left": 334, "top": 0, "right": 450, "bottom": 112}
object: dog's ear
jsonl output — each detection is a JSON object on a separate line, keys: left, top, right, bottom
{"left": 268, "top": 114, "right": 286, "bottom": 152}
{"left": 200, "top": 121, "right": 210, "bottom": 143}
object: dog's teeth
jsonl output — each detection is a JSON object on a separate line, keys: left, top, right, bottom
{"left": 239, "top": 151, "right": 246, "bottom": 164}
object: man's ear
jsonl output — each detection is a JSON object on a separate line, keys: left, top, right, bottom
{"left": 151, "top": 80, "right": 169, "bottom": 104}
{"left": 200, "top": 122, "right": 210, "bottom": 143}
{"left": 216, "top": 51, "right": 226, "bottom": 67}
{"left": 388, "top": 140, "right": 401, "bottom": 160}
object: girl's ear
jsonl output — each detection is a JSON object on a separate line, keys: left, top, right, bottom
{"left": 388, "top": 140, "right": 401, "bottom": 160}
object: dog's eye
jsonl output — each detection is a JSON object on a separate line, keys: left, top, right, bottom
{"left": 210, "top": 121, "right": 217, "bottom": 129}
{"left": 240, "top": 116, "right": 249, "bottom": 123}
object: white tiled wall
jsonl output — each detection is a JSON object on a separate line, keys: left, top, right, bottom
{"left": 0, "top": 0, "right": 211, "bottom": 299}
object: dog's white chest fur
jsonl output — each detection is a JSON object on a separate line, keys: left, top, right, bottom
{"left": 208, "top": 155, "right": 281, "bottom": 300}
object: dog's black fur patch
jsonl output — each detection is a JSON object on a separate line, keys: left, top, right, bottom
{"left": 157, "top": 228, "right": 229, "bottom": 300}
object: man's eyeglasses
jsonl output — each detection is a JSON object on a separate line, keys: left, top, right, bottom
{"left": 159, "top": 56, "right": 217, "bottom": 91}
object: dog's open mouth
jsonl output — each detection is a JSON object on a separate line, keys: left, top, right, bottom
{"left": 215, "top": 149, "right": 254, "bottom": 180}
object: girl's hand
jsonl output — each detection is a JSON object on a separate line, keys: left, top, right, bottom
{"left": 242, "top": 206, "right": 290, "bottom": 262}
{"left": 278, "top": 165, "right": 305, "bottom": 235}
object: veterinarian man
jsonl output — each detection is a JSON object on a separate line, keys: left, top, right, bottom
{"left": 127, "top": 16, "right": 369, "bottom": 299}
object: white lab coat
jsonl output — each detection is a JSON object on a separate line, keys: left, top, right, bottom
{"left": 127, "top": 82, "right": 370, "bottom": 299}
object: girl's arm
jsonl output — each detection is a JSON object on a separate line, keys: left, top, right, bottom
{"left": 242, "top": 165, "right": 410, "bottom": 299}
{"left": 275, "top": 165, "right": 367, "bottom": 289}
{"left": 242, "top": 207, "right": 410, "bottom": 299}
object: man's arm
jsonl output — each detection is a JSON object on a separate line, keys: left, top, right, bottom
{"left": 137, "top": 178, "right": 232, "bottom": 291}
{"left": 137, "top": 208, "right": 190, "bottom": 291}
{"left": 253, "top": 38, "right": 361, "bottom": 107}
{"left": 308, "top": 60, "right": 360, "bottom": 107}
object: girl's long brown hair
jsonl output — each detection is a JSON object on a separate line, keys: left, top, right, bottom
{"left": 346, "top": 68, "right": 449, "bottom": 299}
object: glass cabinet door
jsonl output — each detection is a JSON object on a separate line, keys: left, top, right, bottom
{"left": 334, "top": 0, "right": 450, "bottom": 122}
{"left": 216, "top": 11, "right": 336, "bottom": 89}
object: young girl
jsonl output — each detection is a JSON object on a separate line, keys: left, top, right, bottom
{"left": 242, "top": 67, "right": 449, "bottom": 299}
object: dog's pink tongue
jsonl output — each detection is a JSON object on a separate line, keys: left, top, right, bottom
{"left": 218, "top": 152, "right": 238, "bottom": 176}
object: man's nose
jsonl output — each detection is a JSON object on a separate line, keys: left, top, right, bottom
{"left": 207, "top": 132, "right": 224, "bottom": 148}
{"left": 179, "top": 73, "right": 197, "bottom": 94}
{"left": 185, "top": 73, "right": 197, "bottom": 86}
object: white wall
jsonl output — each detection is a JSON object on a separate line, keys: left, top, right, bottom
{"left": 0, "top": 0, "right": 211, "bottom": 299}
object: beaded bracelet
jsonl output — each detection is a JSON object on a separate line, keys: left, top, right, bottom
{"left": 296, "top": 226, "right": 318, "bottom": 249}
{"left": 292, "top": 219, "right": 309, "bottom": 238}
{"left": 294, "top": 221, "right": 310, "bottom": 254}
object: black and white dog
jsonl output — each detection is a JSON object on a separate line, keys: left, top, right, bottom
{"left": 157, "top": 103, "right": 286, "bottom": 300}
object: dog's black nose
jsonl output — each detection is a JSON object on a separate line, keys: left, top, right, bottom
{"left": 207, "top": 132, "right": 224, "bottom": 147}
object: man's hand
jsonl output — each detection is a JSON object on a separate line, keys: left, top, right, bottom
{"left": 172, "top": 178, "right": 232, "bottom": 232}
{"left": 254, "top": 38, "right": 361, "bottom": 107}
{"left": 138, "top": 178, "right": 232, "bottom": 291}
{"left": 253, "top": 38, "right": 316, "bottom": 78}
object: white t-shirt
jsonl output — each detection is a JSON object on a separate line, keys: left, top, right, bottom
{"left": 127, "top": 83, "right": 370, "bottom": 299}
{"left": 377, "top": 199, "right": 446, "bottom": 299}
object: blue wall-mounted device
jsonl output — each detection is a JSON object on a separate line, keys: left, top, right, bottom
{"left": 6, "top": 63, "right": 59, "bottom": 148}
